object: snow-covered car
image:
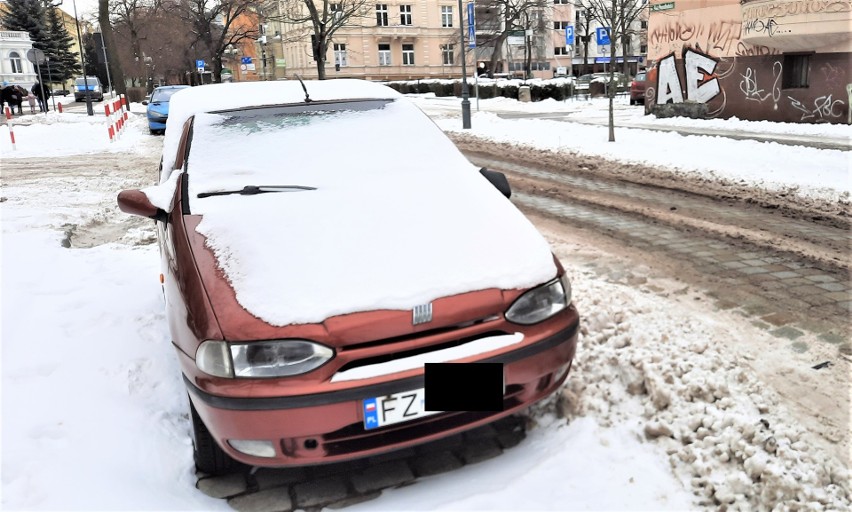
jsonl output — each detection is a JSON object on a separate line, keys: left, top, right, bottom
{"left": 142, "top": 85, "right": 190, "bottom": 135}
{"left": 116, "top": 79, "right": 579, "bottom": 474}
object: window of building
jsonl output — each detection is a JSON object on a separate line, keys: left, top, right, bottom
{"left": 9, "top": 51, "right": 23, "bottom": 74}
{"left": 554, "top": 21, "right": 569, "bottom": 30}
{"left": 554, "top": 0, "right": 570, "bottom": 4}
{"left": 376, "top": 4, "right": 388, "bottom": 26}
{"left": 400, "top": 5, "right": 412, "bottom": 26}
{"left": 378, "top": 43, "right": 391, "bottom": 65}
{"left": 331, "top": 3, "right": 343, "bottom": 22}
{"left": 640, "top": 20, "right": 647, "bottom": 29}
{"left": 441, "top": 44, "right": 454, "bottom": 65}
{"left": 334, "top": 43, "right": 348, "bottom": 67}
{"left": 640, "top": 44, "right": 647, "bottom": 54}
{"left": 782, "top": 54, "right": 810, "bottom": 88}
{"left": 402, "top": 43, "right": 415, "bottom": 65}
{"left": 554, "top": 46, "right": 569, "bottom": 55}
{"left": 441, "top": 5, "right": 453, "bottom": 28}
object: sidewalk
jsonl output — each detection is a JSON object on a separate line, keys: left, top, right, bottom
{"left": 411, "top": 95, "right": 852, "bottom": 152}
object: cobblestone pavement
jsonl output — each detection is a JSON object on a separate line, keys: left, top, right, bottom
{"left": 196, "top": 415, "right": 526, "bottom": 512}
{"left": 463, "top": 154, "right": 850, "bottom": 346}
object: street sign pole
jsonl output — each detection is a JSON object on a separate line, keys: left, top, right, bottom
{"left": 458, "top": 0, "right": 471, "bottom": 129}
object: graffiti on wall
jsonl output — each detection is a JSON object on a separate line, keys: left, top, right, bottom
{"left": 742, "top": 18, "right": 792, "bottom": 37}
{"left": 741, "top": 0, "right": 851, "bottom": 21}
{"left": 648, "top": 19, "right": 743, "bottom": 55}
{"left": 739, "top": 61, "right": 782, "bottom": 109}
{"left": 788, "top": 95, "right": 845, "bottom": 122}
{"left": 657, "top": 48, "right": 722, "bottom": 105}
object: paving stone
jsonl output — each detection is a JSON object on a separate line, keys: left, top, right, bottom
{"left": 750, "top": 320, "right": 771, "bottom": 330}
{"left": 816, "top": 282, "right": 847, "bottom": 292}
{"left": 720, "top": 261, "right": 747, "bottom": 269}
{"left": 496, "top": 429, "right": 526, "bottom": 450}
{"left": 779, "top": 277, "right": 812, "bottom": 286}
{"left": 771, "top": 326, "right": 805, "bottom": 340}
{"left": 463, "top": 423, "right": 499, "bottom": 441}
{"left": 787, "top": 284, "right": 828, "bottom": 296}
{"left": 818, "top": 332, "right": 847, "bottom": 344}
{"left": 457, "top": 437, "right": 503, "bottom": 465}
{"left": 252, "top": 468, "right": 308, "bottom": 490}
{"left": 771, "top": 271, "right": 801, "bottom": 279}
{"left": 789, "top": 341, "right": 809, "bottom": 354}
{"left": 799, "top": 293, "right": 839, "bottom": 307}
{"left": 292, "top": 476, "right": 349, "bottom": 509}
{"left": 325, "top": 491, "right": 382, "bottom": 510}
{"left": 196, "top": 473, "right": 249, "bottom": 499}
{"left": 737, "top": 266, "right": 771, "bottom": 275}
{"left": 758, "top": 280, "right": 786, "bottom": 291}
{"left": 228, "top": 486, "right": 293, "bottom": 512}
{"left": 805, "top": 274, "right": 839, "bottom": 283}
{"left": 410, "top": 450, "right": 463, "bottom": 477}
{"left": 825, "top": 292, "right": 851, "bottom": 301}
{"left": 416, "top": 433, "right": 463, "bottom": 453}
{"left": 351, "top": 460, "right": 415, "bottom": 494}
{"left": 761, "top": 312, "right": 796, "bottom": 326}
{"left": 308, "top": 459, "right": 365, "bottom": 479}
{"left": 740, "top": 259, "right": 767, "bottom": 266}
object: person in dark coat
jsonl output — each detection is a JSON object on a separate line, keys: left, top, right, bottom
{"left": 1, "top": 82, "right": 24, "bottom": 115}
{"left": 32, "top": 81, "right": 51, "bottom": 112}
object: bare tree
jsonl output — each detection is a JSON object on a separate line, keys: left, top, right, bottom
{"left": 584, "top": 0, "right": 645, "bottom": 141}
{"left": 472, "top": 0, "right": 548, "bottom": 78}
{"left": 172, "top": 0, "right": 260, "bottom": 83}
{"left": 98, "top": 0, "right": 127, "bottom": 95}
{"left": 266, "top": 1, "right": 371, "bottom": 80}
{"left": 572, "top": 4, "right": 594, "bottom": 76}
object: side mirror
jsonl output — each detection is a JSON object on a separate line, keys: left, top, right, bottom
{"left": 117, "top": 189, "right": 168, "bottom": 222}
{"left": 479, "top": 168, "right": 511, "bottom": 199}
{"left": 141, "top": 100, "right": 148, "bottom": 105}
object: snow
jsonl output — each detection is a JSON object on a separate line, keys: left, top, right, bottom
{"left": 1, "top": 88, "right": 849, "bottom": 511}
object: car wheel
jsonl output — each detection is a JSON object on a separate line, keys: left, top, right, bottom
{"left": 629, "top": 98, "right": 636, "bottom": 105}
{"left": 189, "top": 399, "right": 237, "bottom": 475}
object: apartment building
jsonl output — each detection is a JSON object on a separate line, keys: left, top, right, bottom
{"left": 265, "top": 1, "right": 647, "bottom": 81}
{"left": 646, "top": 0, "right": 851, "bottom": 123}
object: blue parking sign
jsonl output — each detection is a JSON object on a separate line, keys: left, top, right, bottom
{"left": 195, "top": 59, "right": 205, "bottom": 69}
{"left": 565, "top": 25, "right": 574, "bottom": 45}
{"left": 596, "top": 27, "right": 611, "bottom": 46}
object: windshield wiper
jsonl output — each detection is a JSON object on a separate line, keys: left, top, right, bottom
{"left": 197, "top": 185, "right": 316, "bottom": 198}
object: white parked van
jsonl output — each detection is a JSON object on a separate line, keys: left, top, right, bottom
{"left": 74, "top": 76, "right": 104, "bottom": 102}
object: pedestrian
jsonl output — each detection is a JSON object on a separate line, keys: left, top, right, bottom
{"left": 32, "top": 80, "right": 51, "bottom": 112}
{"left": 26, "top": 90, "right": 37, "bottom": 114}
{"left": 1, "top": 82, "right": 24, "bottom": 115}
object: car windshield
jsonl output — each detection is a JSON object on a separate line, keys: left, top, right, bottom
{"left": 184, "top": 98, "right": 469, "bottom": 214}
{"left": 75, "top": 78, "right": 96, "bottom": 86}
{"left": 151, "top": 88, "right": 182, "bottom": 102}
{"left": 635, "top": 72, "right": 647, "bottom": 81}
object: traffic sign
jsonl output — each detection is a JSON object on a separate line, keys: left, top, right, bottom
{"left": 596, "top": 27, "right": 611, "bottom": 46}
{"left": 467, "top": 2, "right": 476, "bottom": 48}
{"left": 195, "top": 59, "right": 205, "bottom": 72}
{"left": 565, "top": 25, "right": 574, "bottom": 45}
{"left": 241, "top": 56, "right": 252, "bottom": 64}
{"left": 26, "top": 48, "right": 46, "bottom": 64}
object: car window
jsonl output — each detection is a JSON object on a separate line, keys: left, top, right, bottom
{"left": 635, "top": 72, "right": 647, "bottom": 81}
{"left": 151, "top": 88, "right": 183, "bottom": 102}
{"left": 75, "top": 78, "right": 98, "bottom": 86}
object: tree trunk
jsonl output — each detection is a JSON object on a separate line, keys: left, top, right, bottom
{"left": 582, "top": 35, "right": 590, "bottom": 75}
{"left": 98, "top": 0, "right": 126, "bottom": 95}
{"left": 488, "top": 31, "right": 508, "bottom": 78}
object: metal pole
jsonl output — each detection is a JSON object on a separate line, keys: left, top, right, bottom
{"left": 46, "top": 57, "right": 56, "bottom": 111}
{"left": 458, "top": 0, "right": 471, "bottom": 129}
{"left": 100, "top": 41, "right": 113, "bottom": 99}
{"left": 71, "top": 0, "right": 93, "bottom": 116}
{"left": 35, "top": 60, "right": 47, "bottom": 114}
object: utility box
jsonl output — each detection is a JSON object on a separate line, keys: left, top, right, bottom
{"left": 518, "top": 85, "right": 531, "bottom": 102}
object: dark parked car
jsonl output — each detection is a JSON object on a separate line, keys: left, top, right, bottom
{"left": 52, "top": 89, "right": 70, "bottom": 97}
{"left": 142, "top": 85, "right": 190, "bottom": 135}
{"left": 630, "top": 71, "right": 648, "bottom": 105}
{"left": 117, "top": 79, "right": 580, "bottom": 475}
{"left": 575, "top": 72, "right": 629, "bottom": 95}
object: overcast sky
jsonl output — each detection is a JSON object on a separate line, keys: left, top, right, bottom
{"left": 56, "top": 0, "right": 99, "bottom": 22}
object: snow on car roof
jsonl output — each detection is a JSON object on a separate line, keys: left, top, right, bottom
{"left": 161, "top": 79, "right": 402, "bottom": 177}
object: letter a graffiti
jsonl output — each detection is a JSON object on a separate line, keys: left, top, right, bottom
{"left": 657, "top": 54, "right": 683, "bottom": 104}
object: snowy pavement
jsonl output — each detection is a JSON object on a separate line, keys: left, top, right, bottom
{"left": 1, "top": 92, "right": 849, "bottom": 511}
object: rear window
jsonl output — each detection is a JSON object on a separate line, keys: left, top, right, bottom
{"left": 151, "top": 88, "right": 184, "bottom": 102}
{"left": 75, "top": 78, "right": 98, "bottom": 86}
{"left": 635, "top": 72, "right": 647, "bottom": 81}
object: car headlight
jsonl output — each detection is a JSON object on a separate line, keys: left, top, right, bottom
{"left": 196, "top": 339, "right": 334, "bottom": 378}
{"left": 148, "top": 110, "right": 167, "bottom": 119}
{"left": 505, "top": 275, "right": 572, "bottom": 325}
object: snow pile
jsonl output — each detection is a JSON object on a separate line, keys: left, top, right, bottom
{"left": 552, "top": 269, "right": 851, "bottom": 510}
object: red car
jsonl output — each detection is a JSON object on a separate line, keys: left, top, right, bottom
{"left": 117, "top": 79, "right": 579, "bottom": 474}
{"left": 630, "top": 71, "right": 648, "bottom": 105}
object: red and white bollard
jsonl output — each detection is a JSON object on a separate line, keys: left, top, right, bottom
{"left": 5, "top": 106, "right": 15, "bottom": 150}
{"left": 57, "top": 102, "right": 63, "bottom": 113}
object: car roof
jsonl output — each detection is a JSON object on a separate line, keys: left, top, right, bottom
{"left": 161, "top": 80, "right": 402, "bottom": 177}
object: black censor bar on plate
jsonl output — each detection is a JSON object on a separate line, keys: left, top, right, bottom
{"left": 424, "top": 363, "right": 504, "bottom": 412}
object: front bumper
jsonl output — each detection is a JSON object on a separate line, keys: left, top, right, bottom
{"left": 184, "top": 311, "right": 579, "bottom": 467}
{"left": 147, "top": 117, "right": 167, "bottom": 130}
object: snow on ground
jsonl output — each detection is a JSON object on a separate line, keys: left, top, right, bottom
{"left": 1, "top": 94, "right": 849, "bottom": 510}
{"left": 407, "top": 94, "right": 851, "bottom": 205}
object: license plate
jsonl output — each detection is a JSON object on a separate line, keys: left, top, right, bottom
{"left": 363, "top": 388, "right": 441, "bottom": 430}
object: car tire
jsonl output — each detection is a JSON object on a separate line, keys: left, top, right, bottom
{"left": 629, "top": 98, "right": 636, "bottom": 105}
{"left": 189, "top": 399, "right": 237, "bottom": 476}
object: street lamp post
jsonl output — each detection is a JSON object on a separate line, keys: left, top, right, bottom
{"left": 67, "top": 0, "right": 93, "bottom": 116}
{"left": 458, "top": 0, "right": 471, "bottom": 129}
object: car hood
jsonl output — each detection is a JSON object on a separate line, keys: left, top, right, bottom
{"left": 147, "top": 102, "right": 169, "bottom": 115}
{"left": 188, "top": 171, "right": 557, "bottom": 330}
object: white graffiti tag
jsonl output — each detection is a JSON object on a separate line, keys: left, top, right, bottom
{"left": 739, "top": 61, "right": 782, "bottom": 109}
{"left": 788, "top": 95, "right": 845, "bottom": 121}
{"left": 656, "top": 48, "right": 722, "bottom": 105}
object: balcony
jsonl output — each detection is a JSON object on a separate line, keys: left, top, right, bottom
{"left": 0, "top": 31, "right": 32, "bottom": 41}
{"left": 740, "top": 0, "right": 852, "bottom": 52}
{"left": 374, "top": 25, "right": 425, "bottom": 39}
